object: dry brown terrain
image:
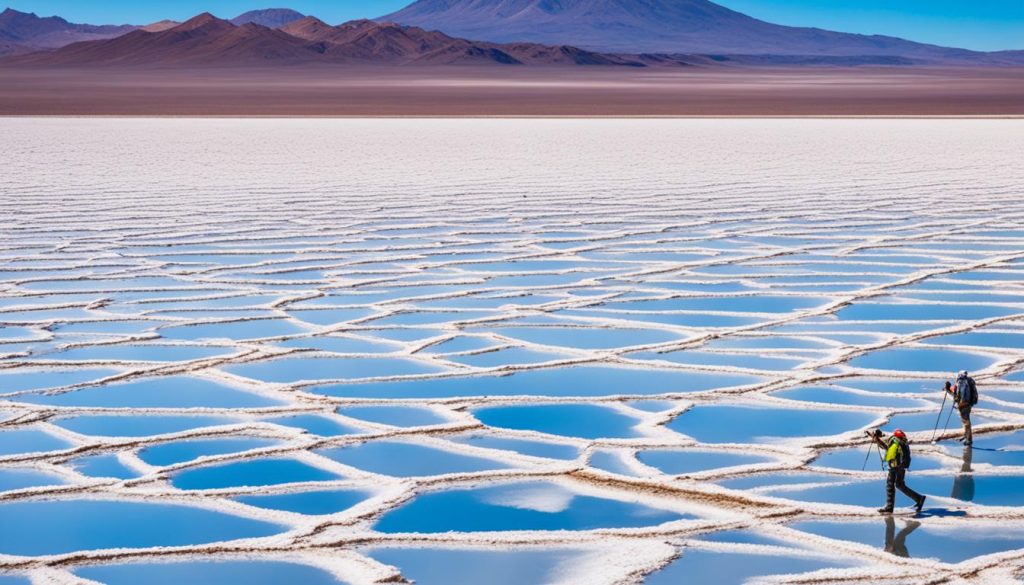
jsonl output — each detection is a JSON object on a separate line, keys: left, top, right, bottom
{"left": 1, "top": 66, "right": 1022, "bottom": 116}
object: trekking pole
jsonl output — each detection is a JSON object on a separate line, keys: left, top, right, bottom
{"left": 861, "top": 440, "right": 875, "bottom": 471}
{"left": 940, "top": 401, "right": 957, "bottom": 437}
{"left": 930, "top": 386, "right": 949, "bottom": 443}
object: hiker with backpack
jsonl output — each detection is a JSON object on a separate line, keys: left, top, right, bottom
{"left": 866, "top": 428, "right": 926, "bottom": 515}
{"left": 945, "top": 370, "right": 978, "bottom": 446}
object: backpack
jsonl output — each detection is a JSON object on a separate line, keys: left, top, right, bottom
{"left": 890, "top": 437, "right": 912, "bottom": 469}
{"left": 958, "top": 376, "right": 979, "bottom": 406}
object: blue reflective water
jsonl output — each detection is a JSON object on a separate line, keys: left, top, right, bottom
{"left": 18, "top": 376, "right": 283, "bottom": 408}
{"left": 631, "top": 350, "right": 806, "bottom": 371}
{"left": 367, "top": 547, "right": 584, "bottom": 585}
{"left": 606, "top": 296, "right": 829, "bottom": 313}
{"left": 0, "top": 499, "right": 282, "bottom": 556}
{"left": 449, "top": 434, "right": 580, "bottom": 460}
{"left": 0, "top": 368, "right": 120, "bottom": 392}
{"left": 668, "top": 405, "right": 875, "bottom": 443}
{"left": 319, "top": 441, "right": 509, "bottom": 477}
{"left": 590, "top": 450, "right": 641, "bottom": 476}
{"left": 0, "top": 428, "right": 74, "bottom": 456}
{"left": 644, "top": 549, "right": 856, "bottom": 584}
{"left": 263, "top": 414, "right": 363, "bottom": 437}
{"left": 76, "top": 560, "right": 350, "bottom": 585}
{"left": 338, "top": 405, "right": 448, "bottom": 427}
{"left": 912, "top": 473, "right": 1024, "bottom": 506}
{"left": 160, "top": 319, "right": 310, "bottom": 341}
{"left": 139, "top": 437, "right": 282, "bottom": 467}
{"left": 54, "top": 415, "right": 237, "bottom": 437}
{"left": 792, "top": 520, "right": 1024, "bottom": 563}
{"left": 638, "top": 449, "right": 776, "bottom": 475}
{"left": 494, "top": 327, "right": 681, "bottom": 350}
{"left": 0, "top": 467, "right": 65, "bottom": 491}
{"left": 923, "top": 331, "right": 1024, "bottom": 349}
{"left": 447, "top": 347, "right": 571, "bottom": 368}
{"left": 366, "top": 311, "right": 495, "bottom": 327}
{"left": 236, "top": 488, "right": 372, "bottom": 515}
{"left": 849, "top": 348, "right": 996, "bottom": 373}
{"left": 375, "top": 480, "right": 687, "bottom": 533}
{"left": 941, "top": 431, "right": 1024, "bottom": 466}
{"left": 172, "top": 457, "right": 341, "bottom": 490}
{"left": 717, "top": 472, "right": 845, "bottom": 491}
{"left": 312, "top": 365, "right": 761, "bottom": 399}
{"left": 474, "top": 404, "right": 643, "bottom": 439}
{"left": 559, "top": 309, "right": 763, "bottom": 328}
{"left": 33, "top": 344, "right": 234, "bottom": 363}
{"left": 287, "top": 308, "right": 375, "bottom": 326}
{"left": 420, "top": 335, "right": 500, "bottom": 354}
{"left": 276, "top": 335, "right": 400, "bottom": 353}
{"left": 224, "top": 356, "right": 445, "bottom": 383}
{"left": 812, "top": 446, "right": 945, "bottom": 471}
{"left": 772, "top": 386, "right": 929, "bottom": 409}
{"left": 69, "top": 453, "right": 140, "bottom": 479}
{"left": 835, "top": 303, "right": 1016, "bottom": 321}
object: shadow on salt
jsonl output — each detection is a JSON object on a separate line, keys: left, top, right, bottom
{"left": 139, "top": 437, "right": 283, "bottom": 466}
{"left": 367, "top": 547, "right": 587, "bottom": 585}
{"left": 374, "top": 480, "right": 689, "bottom": 533}
{"left": 474, "top": 403, "right": 644, "bottom": 439}
{"left": 643, "top": 548, "right": 859, "bottom": 585}
{"left": 849, "top": 347, "right": 996, "bottom": 374}
{"left": 668, "top": 405, "right": 875, "bottom": 443}
{"left": 318, "top": 441, "right": 510, "bottom": 477}
{"left": 0, "top": 499, "right": 283, "bottom": 556}
{"left": 76, "top": 561, "right": 351, "bottom": 585}
{"left": 172, "top": 457, "right": 342, "bottom": 490}
{"left": 53, "top": 414, "right": 238, "bottom": 438}
{"left": 791, "top": 519, "right": 1024, "bottom": 563}
{"left": 17, "top": 376, "right": 284, "bottom": 408}
{"left": 309, "top": 365, "right": 762, "bottom": 399}
{"left": 236, "top": 488, "right": 372, "bottom": 515}
{"left": 222, "top": 356, "right": 446, "bottom": 384}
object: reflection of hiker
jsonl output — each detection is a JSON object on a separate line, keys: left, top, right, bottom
{"left": 867, "top": 428, "right": 926, "bottom": 514}
{"left": 951, "top": 446, "right": 975, "bottom": 502}
{"left": 884, "top": 516, "right": 920, "bottom": 558}
{"left": 945, "top": 370, "right": 978, "bottom": 446}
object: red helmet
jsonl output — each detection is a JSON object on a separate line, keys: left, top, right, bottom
{"left": 893, "top": 429, "right": 906, "bottom": 439}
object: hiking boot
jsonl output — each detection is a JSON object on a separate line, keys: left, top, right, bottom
{"left": 915, "top": 496, "right": 926, "bottom": 513}
{"left": 877, "top": 507, "right": 893, "bottom": 514}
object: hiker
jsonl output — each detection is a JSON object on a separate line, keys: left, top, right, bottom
{"left": 945, "top": 370, "right": 978, "bottom": 446}
{"left": 866, "top": 428, "right": 926, "bottom": 514}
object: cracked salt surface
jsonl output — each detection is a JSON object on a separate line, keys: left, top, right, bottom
{"left": 2, "top": 118, "right": 1024, "bottom": 584}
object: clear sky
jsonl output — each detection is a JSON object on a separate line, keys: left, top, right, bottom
{"left": 5, "top": 0, "right": 1024, "bottom": 51}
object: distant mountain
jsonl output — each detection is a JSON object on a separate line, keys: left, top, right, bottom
{"left": 230, "top": 8, "right": 305, "bottom": 28}
{"left": 5, "top": 12, "right": 654, "bottom": 67}
{"left": 140, "top": 20, "right": 181, "bottom": 33}
{"left": 380, "top": 0, "right": 1022, "bottom": 63}
{"left": 0, "top": 8, "right": 135, "bottom": 53}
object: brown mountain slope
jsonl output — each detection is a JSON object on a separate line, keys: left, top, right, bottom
{"left": 5, "top": 12, "right": 653, "bottom": 67}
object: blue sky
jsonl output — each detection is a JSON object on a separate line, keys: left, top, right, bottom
{"left": 5, "top": 0, "right": 1023, "bottom": 51}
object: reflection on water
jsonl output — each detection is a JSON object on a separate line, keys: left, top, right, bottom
{"left": 884, "top": 516, "right": 920, "bottom": 558}
{"left": 951, "top": 446, "right": 974, "bottom": 502}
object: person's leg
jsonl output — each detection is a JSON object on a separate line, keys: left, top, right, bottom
{"left": 882, "top": 468, "right": 896, "bottom": 512}
{"left": 894, "top": 468, "right": 923, "bottom": 504}
{"left": 960, "top": 405, "right": 972, "bottom": 445}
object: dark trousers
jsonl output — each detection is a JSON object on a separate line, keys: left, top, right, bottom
{"left": 885, "top": 467, "right": 922, "bottom": 510}
{"left": 959, "top": 404, "right": 973, "bottom": 444}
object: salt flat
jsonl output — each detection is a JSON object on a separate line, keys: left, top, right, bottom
{"left": 1, "top": 119, "right": 1024, "bottom": 584}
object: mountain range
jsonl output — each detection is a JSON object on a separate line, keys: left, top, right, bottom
{"left": 4, "top": 12, "right": 657, "bottom": 67}
{"left": 381, "top": 0, "right": 1024, "bottom": 63}
{"left": 1, "top": 2, "right": 1022, "bottom": 67}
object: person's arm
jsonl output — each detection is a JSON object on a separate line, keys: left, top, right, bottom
{"left": 865, "top": 429, "right": 886, "bottom": 448}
